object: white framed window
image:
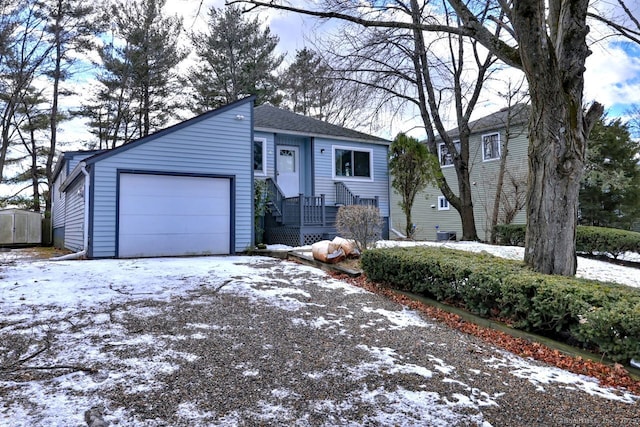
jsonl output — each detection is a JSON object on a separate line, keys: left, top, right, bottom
{"left": 482, "top": 133, "right": 500, "bottom": 161}
{"left": 254, "top": 137, "right": 267, "bottom": 175}
{"left": 438, "top": 196, "right": 450, "bottom": 211}
{"left": 333, "top": 146, "right": 373, "bottom": 180}
{"left": 438, "top": 141, "right": 460, "bottom": 167}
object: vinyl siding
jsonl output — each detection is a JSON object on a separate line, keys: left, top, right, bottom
{"left": 52, "top": 153, "right": 94, "bottom": 229}
{"left": 391, "top": 124, "right": 528, "bottom": 240}
{"left": 52, "top": 167, "right": 67, "bottom": 229}
{"left": 314, "top": 138, "right": 390, "bottom": 217}
{"left": 254, "top": 131, "right": 275, "bottom": 177}
{"left": 64, "top": 177, "right": 85, "bottom": 251}
{"left": 89, "top": 101, "right": 253, "bottom": 257}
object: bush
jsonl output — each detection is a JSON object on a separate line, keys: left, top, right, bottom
{"left": 494, "top": 224, "right": 640, "bottom": 259}
{"left": 494, "top": 224, "right": 526, "bottom": 246}
{"left": 361, "top": 246, "right": 640, "bottom": 363}
{"left": 576, "top": 226, "right": 640, "bottom": 258}
{"left": 336, "top": 205, "right": 382, "bottom": 252}
{"left": 573, "top": 300, "right": 640, "bottom": 362}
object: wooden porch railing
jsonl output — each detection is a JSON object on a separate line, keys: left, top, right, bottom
{"left": 335, "top": 181, "right": 379, "bottom": 207}
{"left": 263, "top": 179, "right": 375, "bottom": 227}
{"left": 265, "top": 178, "right": 284, "bottom": 218}
{"left": 282, "top": 194, "right": 326, "bottom": 226}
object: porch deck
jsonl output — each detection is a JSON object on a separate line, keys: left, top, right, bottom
{"left": 262, "top": 179, "right": 382, "bottom": 247}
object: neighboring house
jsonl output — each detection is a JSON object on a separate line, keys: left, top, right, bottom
{"left": 390, "top": 104, "right": 530, "bottom": 241}
{"left": 52, "top": 98, "right": 390, "bottom": 258}
{"left": 254, "top": 105, "right": 391, "bottom": 246}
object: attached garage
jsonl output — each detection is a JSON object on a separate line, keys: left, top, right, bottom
{"left": 51, "top": 97, "right": 255, "bottom": 258}
{"left": 118, "top": 173, "right": 232, "bottom": 257}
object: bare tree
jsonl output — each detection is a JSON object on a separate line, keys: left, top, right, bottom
{"left": 231, "top": 0, "right": 614, "bottom": 276}
{"left": 235, "top": 1, "right": 505, "bottom": 241}
{"left": 488, "top": 81, "right": 529, "bottom": 243}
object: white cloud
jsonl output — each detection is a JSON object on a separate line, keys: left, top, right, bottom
{"left": 585, "top": 40, "right": 640, "bottom": 107}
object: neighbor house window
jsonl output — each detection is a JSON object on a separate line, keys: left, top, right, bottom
{"left": 438, "top": 196, "right": 450, "bottom": 211}
{"left": 333, "top": 146, "right": 372, "bottom": 179}
{"left": 254, "top": 137, "right": 267, "bottom": 175}
{"left": 482, "top": 133, "right": 500, "bottom": 161}
{"left": 438, "top": 141, "right": 460, "bottom": 167}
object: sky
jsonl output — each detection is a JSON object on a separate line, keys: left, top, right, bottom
{"left": 1, "top": 241, "right": 638, "bottom": 425}
{"left": 3, "top": 0, "right": 640, "bottom": 200}
{"left": 73, "top": 0, "right": 640, "bottom": 143}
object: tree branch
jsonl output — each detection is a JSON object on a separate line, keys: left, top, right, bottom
{"left": 227, "top": 1, "right": 479, "bottom": 42}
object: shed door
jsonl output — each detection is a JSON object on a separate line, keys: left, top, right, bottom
{"left": 118, "top": 173, "right": 231, "bottom": 257}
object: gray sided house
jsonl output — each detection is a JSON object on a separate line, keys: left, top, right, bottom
{"left": 254, "top": 105, "right": 391, "bottom": 246}
{"left": 391, "top": 104, "right": 530, "bottom": 241}
{"left": 52, "top": 97, "right": 255, "bottom": 258}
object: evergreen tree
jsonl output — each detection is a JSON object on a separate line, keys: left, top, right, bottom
{"left": 41, "top": 0, "right": 103, "bottom": 214}
{"left": 0, "top": 0, "right": 51, "bottom": 186}
{"left": 189, "top": 5, "right": 283, "bottom": 112}
{"left": 281, "top": 48, "right": 332, "bottom": 118}
{"left": 85, "top": 0, "right": 187, "bottom": 147}
{"left": 579, "top": 118, "right": 640, "bottom": 229}
{"left": 4, "top": 87, "right": 49, "bottom": 211}
{"left": 388, "top": 133, "right": 437, "bottom": 239}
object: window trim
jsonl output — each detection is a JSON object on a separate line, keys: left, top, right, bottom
{"left": 254, "top": 137, "right": 267, "bottom": 176}
{"left": 438, "top": 196, "right": 450, "bottom": 211}
{"left": 481, "top": 132, "right": 501, "bottom": 162}
{"left": 332, "top": 145, "right": 374, "bottom": 181}
{"left": 438, "top": 141, "right": 460, "bottom": 168}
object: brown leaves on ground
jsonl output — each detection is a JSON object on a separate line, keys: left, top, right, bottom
{"left": 330, "top": 272, "right": 640, "bottom": 395}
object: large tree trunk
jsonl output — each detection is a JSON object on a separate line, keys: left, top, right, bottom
{"left": 513, "top": 0, "right": 603, "bottom": 275}
{"left": 525, "top": 96, "right": 584, "bottom": 275}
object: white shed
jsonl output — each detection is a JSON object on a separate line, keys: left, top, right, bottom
{"left": 0, "top": 209, "right": 42, "bottom": 246}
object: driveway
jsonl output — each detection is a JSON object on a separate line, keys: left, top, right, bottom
{"left": 0, "top": 255, "right": 638, "bottom": 426}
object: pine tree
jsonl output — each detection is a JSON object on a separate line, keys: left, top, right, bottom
{"left": 580, "top": 118, "right": 640, "bottom": 229}
{"left": 189, "top": 5, "right": 283, "bottom": 112}
{"left": 84, "top": 0, "right": 187, "bottom": 147}
{"left": 281, "top": 48, "right": 332, "bottom": 118}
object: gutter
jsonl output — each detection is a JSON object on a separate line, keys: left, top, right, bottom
{"left": 51, "top": 164, "right": 90, "bottom": 261}
{"left": 390, "top": 228, "right": 407, "bottom": 239}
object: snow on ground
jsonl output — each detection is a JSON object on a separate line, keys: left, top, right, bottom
{"left": 0, "top": 245, "right": 639, "bottom": 425}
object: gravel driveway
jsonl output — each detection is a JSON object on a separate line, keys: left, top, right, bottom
{"left": 1, "top": 255, "right": 638, "bottom": 426}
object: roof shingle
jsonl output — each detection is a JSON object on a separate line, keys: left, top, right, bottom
{"left": 254, "top": 104, "right": 389, "bottom": 144}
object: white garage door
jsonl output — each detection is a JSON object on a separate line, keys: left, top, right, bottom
{"left": 118, "top": 173, "right": 231, "bottom": 257}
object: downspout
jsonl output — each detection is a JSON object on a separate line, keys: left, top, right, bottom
{"left": 51, "top": 164, "right": 90, "bottom": 261}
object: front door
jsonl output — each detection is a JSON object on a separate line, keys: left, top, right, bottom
{"left": 277, "top": 146, "right": 300, "bottom": 197}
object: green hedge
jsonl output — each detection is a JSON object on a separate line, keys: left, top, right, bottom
{"left": 361, "top": 246, "right": 640, "bottom": 362}
{"left": 494, "top": 224, "right": 640, "bottom": 258}
{"left": 576, "top": 226, "right": 640, "bottom": 258}
{"left": 494, "top": 224, "right": 526, "bottom": 246}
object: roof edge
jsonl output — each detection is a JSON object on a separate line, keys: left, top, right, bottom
{"left": 84, "top": 96, "right": 256, "bottom": 166}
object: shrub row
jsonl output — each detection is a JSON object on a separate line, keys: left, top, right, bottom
{"left": 494, "top": 224, "right": 640, "bottom": 258}
{"left": 361, "top": 246, "right": 640, "bottom": 362}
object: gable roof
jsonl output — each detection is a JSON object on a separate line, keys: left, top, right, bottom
{"left": 447, "top": 103, "right": 530, "bottom": 138}
{"left": 52, "top": 149, "right": 105, "bottom": 182}
{"left": 59, "top": 97, "right": 255, "bottom": 191}
{"left": 254, "top": 104, "right": 389, "bottom": 145}
{"left": 81, "top": 96, "right": 256, "bottom": 166}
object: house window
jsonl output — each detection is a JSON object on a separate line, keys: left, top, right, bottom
{"left": 333, "top": 146, "right": 372, "bottom": 179}
{"left": 438, "top": 196, "right": 450, "bottom": 211}
{"left": 254, "top": 138, "right": 266, "bottom": 175}
{"left": 438, "top": 141, "right": 460, "bottom": 167}
{"left": 482, "top": 133, "right": 500, "bottom": 161}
